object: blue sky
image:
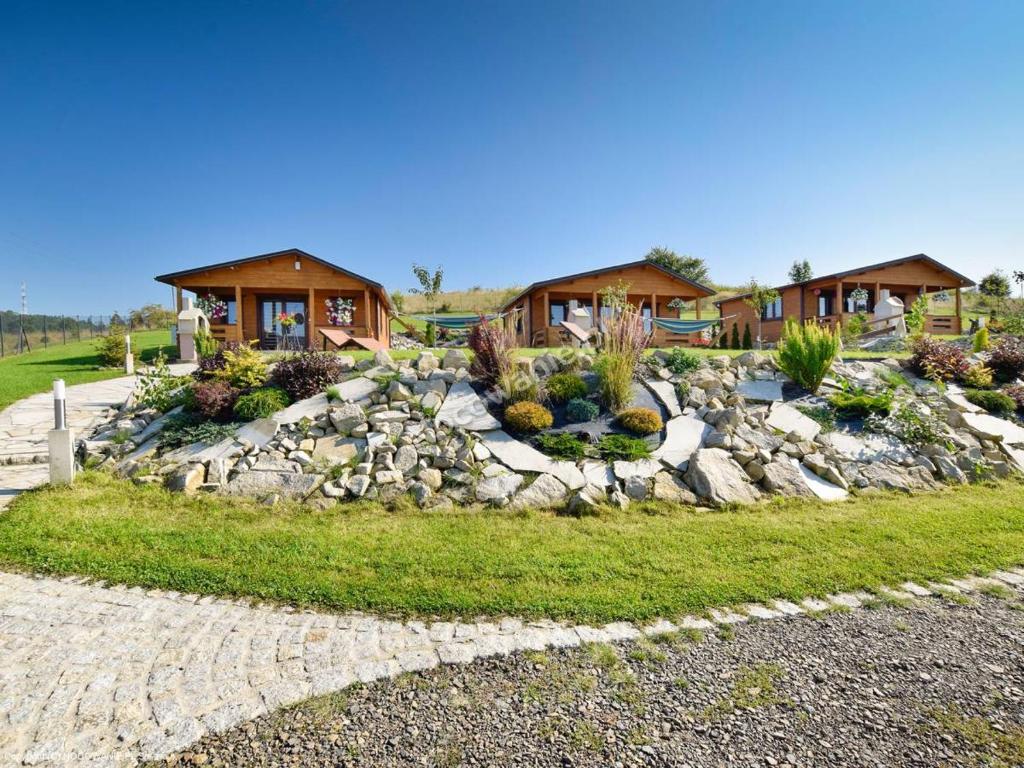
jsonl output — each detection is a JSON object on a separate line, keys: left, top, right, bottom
{"left": 1, "top": 0, "right": 1022, "bottom": 315}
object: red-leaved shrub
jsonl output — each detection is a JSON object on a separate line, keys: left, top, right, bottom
{"left": 270, "top": 351, "right": 346, "bottom": 401}
{"left": 468, "top": 317, "right": 516, "bottom": 387}
{"left": 909, "top": 337, "right": 968, "bottom": 382}
{"left": 188, "top": 380, "right": 240, "bottom": 422}
{"left": 988, "top": 336, "right": 1024, "bottom": 383}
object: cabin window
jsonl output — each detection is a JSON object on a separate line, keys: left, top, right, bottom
{"left": 549, "top": 301, "right": 568, "bottom": 326}
{"left": 641, "top": 306, "right": 652, "bottom": 333}
{"left": 762, "top": 297, "right": 783, "bottom": 320}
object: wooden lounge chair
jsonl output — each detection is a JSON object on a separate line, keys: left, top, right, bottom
{"left": 318, "top": 327, "right": 385, "bottom": 352}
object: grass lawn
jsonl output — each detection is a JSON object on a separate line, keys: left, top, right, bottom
{"left": 0, "top": 329, "right": 176, "bottom": 411}
{"left": 2, "top": 473, "right": 1022, "bottom": 623}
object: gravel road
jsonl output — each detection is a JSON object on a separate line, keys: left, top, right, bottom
{"left": 154, "top": 595, "right": 1024, "bottom": 767}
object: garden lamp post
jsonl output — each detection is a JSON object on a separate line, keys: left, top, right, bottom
{"left": 124, "top": 333, "right": 134, "bottom": 375}
{"left": 48, "top": 379, "right": 75, "bottom": 485}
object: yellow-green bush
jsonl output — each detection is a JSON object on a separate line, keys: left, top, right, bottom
{"left": 546, "top": 372, "right": 587, "bottom": 403}
{"left": 617, "top": 407, "right": 663, "bottom": 435}
{"left": 961, "top": 363, "right": 994, "bottom": 389}
{"left": 213, "top": 344, "right": 267, "bottom": 389}
{"left": 776, "top": 319, "right": 840, "bottom": 393}
{"left": 504, "top": 401, "right": 553, "bottom": 433}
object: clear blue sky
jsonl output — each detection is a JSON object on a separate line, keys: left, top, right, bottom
{"left": 1, "top": 0, "right": 1021, "bottom": 315}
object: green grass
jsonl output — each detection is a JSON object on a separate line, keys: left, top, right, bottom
{"left": 2, "top": 474, "right": 1024, "bottom": 623}
{"left": 0, "top": 329, "right": 175, "bottom": 411}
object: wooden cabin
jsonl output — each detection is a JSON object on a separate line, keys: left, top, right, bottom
{"left": 155, "top": 248, "right": 393, "bottom": 351}
{"left": 715, "top": 254, "right": 975, "bottom": 344}
{"left": 500, "top": 260, "right": 716, "bottom": 348}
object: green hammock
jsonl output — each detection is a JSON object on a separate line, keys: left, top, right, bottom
{"left": 417, "top": 314, "right": 498, "bottom": 330}
{"left": 652, "top": 317, "right": 718, "bottom": 334}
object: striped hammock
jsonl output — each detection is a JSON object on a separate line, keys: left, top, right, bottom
{"left": 652, "top": 317, "right": 718, "bottom": 334}
{"left": 418, "top": 314, "right": 498, "bottom": 330}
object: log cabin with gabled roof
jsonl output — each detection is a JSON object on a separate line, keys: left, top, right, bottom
{"left": 500, "top": 260, "right": 717, "bottom": 347}
{"left": 715, "top": 253, "right": 975, "bottom": 344}
{"left": 155, "top": 248, "right": 393, "bottom": 351}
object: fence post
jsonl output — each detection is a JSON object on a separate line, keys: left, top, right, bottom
{"left": 0, "top": 313, "right": 4, "bottom": 357}
{"left": 61, "top": 315, "right": 66, "bottom": 345}
{"left": 43, "top": 315, "right": 47, "bottom": 348}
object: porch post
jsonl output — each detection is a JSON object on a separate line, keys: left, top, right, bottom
{"left": 235, "top": 285, "right": 243, "bottom": 342}
{"left": 542, "top": 292, "right": 550, "bottom": 347}
{"left": 175, "top": 286, "right": 183, "bottom": 314}
{"left": 874, "top": 282, "right": 881, "bottom": 311}
{"left": 835, "top": 281, "right": 843, "bottom": 327}
{"left": 695, "top": 295, "right": 701, "bottom": 320}
{"left": 955, "top": 287, "right": 962, "bottom": 333}
{"left": 363, "top": 289, "right": 371, "bottom": 338}
{"left": 308, "top": 287, "right": 315, "bottom": 348}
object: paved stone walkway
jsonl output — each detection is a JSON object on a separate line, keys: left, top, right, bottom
{"left": 0, "top": 366, "right": 194, "bottom": 509}
{"left": 1, "top": 568, "right": 1022, "bottom": 767}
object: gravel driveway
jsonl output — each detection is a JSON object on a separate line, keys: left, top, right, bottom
{"left": 155, "top": 596, "right": 1024, "bottom": 767}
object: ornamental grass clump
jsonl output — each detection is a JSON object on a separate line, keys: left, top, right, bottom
{"left": 597, "top": 433, "right": 651, "bottom": 461}
{"left": 776, "top": 319, "right": 839, "bottom": 393}
{"left": 596, "top": 306, "right": 651, "bottom": 412}
{"left": 617, "top": 407, "right": 664, "bottom": 435}
{"left": 504, "top": 401, "right": 553, "bottom": 434}
{"left": 468, "top": 317, "right": 516, "bottom": 388}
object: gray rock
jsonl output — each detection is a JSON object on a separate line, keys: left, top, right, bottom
{"left": 223, "top": 471, "right": 323, "bottom": 500}
{"left": 934, "top": 455, "right": 968, "bottom": 484}
{"left": 329, "top": 403, "right": 367, "bottom": 435}
{"left": 761, "top": 460, "right": 816, "bottom": 498}
{"left": 409, "top": 481, "right": 433, "bottom": 507}
{"left": 394, "top": 445, "right": 419, "bottom": 474}
{"left": 684, "top": 448, "right": 762, "bottom": 506}
{"left": 735, "top": 380, "right": 783, "bottom": 403}
{"left": 386, "top": 381, "right": 412, "bottom": 402}
{"left": 475, "top": 473, "right": 525, "bottom": 504}
{"left": 651, "top": 472, "right": 696, "bottom": 504}
{"left": 567, "top": 484, "right": 606, "bottom": 514}
{"left": 346, "top": 474, "right": 372, "bottom": 497}
{"left": 417, "top": 467, "right": 443, "bottom": 490}
{"left": 435, "top": 382, "right": 501, "bottom": 432}
{"left": 312, "top": 436, "right": 364, "bottom": 465}
{"left": 623, "top": 475, "right": 649, "bottom": 501}
{"left": 652, "top": 415, "right": 712, "bottom": 471}
{"left": 509, "top": 474, "right": 569, "bottom": 510}
{"left": 321, "top": 481, "right": 347, "bottom": 499}
{"left": 443, "top": 349, "right": 471, "bottom": 370}
{"left": 288, "top": 450, "right": 313, "bottom": 467}
{"left": 766, "top": 404, "right": 821, "bottom": 442}
{"left": 375, "top": 470, "right": 404, "bottom": 484}
{"left": 166, "top": 463, "right": 205, "bottom": 494}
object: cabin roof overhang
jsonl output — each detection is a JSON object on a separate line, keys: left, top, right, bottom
{"left": 154, "top": 248, "right": 393, "bottom": 311}
{"left": 714, "top": 253, "right": 975, "bottom": 307}
{"left": 500, "top": 259, "right": 715, "bottom": 312}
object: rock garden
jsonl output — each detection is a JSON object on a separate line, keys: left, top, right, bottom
{"left": 78, "top": 313, "right": 1024, "bottom": 513}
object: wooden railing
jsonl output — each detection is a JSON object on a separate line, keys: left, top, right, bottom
{"left": 209, "top": 323, "right": 237, "bottom": 343}
{"left": 925, "top": 315, "right": 960, "bottom": 335}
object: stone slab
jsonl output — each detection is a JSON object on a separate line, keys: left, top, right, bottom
{"left": 736, "top": 379, "right": 784, "bottom": 403}
{"left": 222, "top": 471, "right": 323, "bottom": 499}
{"left": 581, "top": 459, "right": 615, "bottom": 488}
{"left": 960, "top": 411, "right": 1024, "bottom": 445}
{"left": 335, "top": 376, "right": 381, "bottom": 403}
{"left": 479, "top": 430, "right": 585, "bottom": 489}
{"left": 791, "top": 458, "right": 848, "bottom": 501}
{"left": 612, "top": 458, "right": 663, "bottom": 480}
{"left": 130, "top": 406, "right": 183, "bottom": 446}
{"left": 766, "top": 403, "right": 822, "bottom": 441}
{"left": 652, "top": 414, "right": 712, "bottom": 470}
{"left": 436, "top": 382, "right": 501, "bottom": 432}
{"left": 235, "top": 418, "right": 279, "bottom": 448}
{"left": 826, "top": 431, "right": 911, "bottom": 463}
{"left": 273, "top": 393, "right": 329, "bottom": 426}
{"left": 644, "top": 379, "right": 682, "bottom": 418}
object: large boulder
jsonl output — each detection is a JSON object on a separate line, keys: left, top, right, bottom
{"left": 651, "top": 472, "right": 697, "bottom": 504}
{"left": 475, "top": 473, "right": 525, "bottom": 505}
{"left": 443, "top": 349, "right": 470, "bottom": 371}
{"left": 684, "top": 448, "right": 762, "bottom": 506}
{"left": 222, "top": 471, "right": 323, "bottom": 500}
{"left": 567, "top": 484, "right": 607, "bottom": 515}
{"left": 329, "top": 403, "right": 366, "bottom": 435}
{"left": 166, "top": 463, "right": 205, "bottom": 494}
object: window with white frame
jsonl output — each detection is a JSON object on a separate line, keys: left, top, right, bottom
{"left": 762, "top": 296, "right": 783, "bottom": 320}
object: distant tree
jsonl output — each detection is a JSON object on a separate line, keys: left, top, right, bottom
{"left": 1013, "top": 270, "right": 1024, "bottom": 300}
{"left": 410, "top": 264, "right": 444, "bottom": 314}
{"left": 788, "top": 260, "right": 813, "bottom": 283}
{"left": 129, "top": 303, "right": 176, "bottom": 329}
{"left": 742, "top": 323, "right": 752, "bottom": 350}
{"left": 730, "top": 322, "right": 740, "bottom": 350}
{"left": 979, "top": 270, "right": 1011, "bottom": 299}
{"left": 644, "top": 246, "right": 711, "bottom": 286}
{"left": 390, "top": 290, "right": 406, "bottom": 312}
{"left": 741, "top": 279, "right": 781, "bottom": 350}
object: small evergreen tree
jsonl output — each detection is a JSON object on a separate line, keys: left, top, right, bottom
{"left": 719, "top": 328, "right": 729, "bottom": 349}
{"left": 730, "top": 322, "right": 741, "bottom": 350}
{"left": 788, "top": 260, "right": 813, "bottom": 283}
{"left": 742, "top": 323, "right": 753, "bottom": 349}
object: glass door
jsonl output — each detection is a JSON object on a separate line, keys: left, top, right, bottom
{"left": 259, "top": 299, "right": 307, "bottom": 350}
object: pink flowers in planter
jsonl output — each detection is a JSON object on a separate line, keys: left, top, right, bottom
{"left": 196, "top": 293, "right": 228, "bottom": 322}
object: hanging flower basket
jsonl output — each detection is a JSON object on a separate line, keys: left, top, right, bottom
{"left": 850, "top": 287, "right": 869, "bottom": 303}
{"left": 196, "top": 293, "right": 228, "bottom": 322}
{"left": 325, "top": 297, "right": 355, "bottom": 326}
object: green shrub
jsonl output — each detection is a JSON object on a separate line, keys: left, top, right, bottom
{"left": 796, "top": 405, "right": 836, "bottom": 432}
{"left": 964, "top": 389, "right": 1015, "bottom": 414}
{"left": 843, "top": 312, "right": 869, "bottom": 339}
{"left": 741, "top": 323, "right": 752, "bottom": 350}
{"left": 1003, "top": 383, "right": 1024, "bottom": 411}
{"left": 536, "top": 433, "right": 587, "bottom": 461}
{"left": 136, "top": 352, "right": 187, "bottom": 412}
{"left": 498, "top": 369, "right": 542, "bottom": 404}
{"left": 776, "top": 319, "right": 840, "bottom": 392}
{"left": 194, "top": 329, "right": 219, "bottom": 359}
{"left": 213, "top": 344, "right": 267, "bottom": 389}
{"left": 961, "top": 363, "right": 994, "bottom": 389}
{"left": 597, "top": 434, "right": 651, "bottom": 462}
{"left": 828, "top": 388, "right": 893, "bottom": 419}
{"left": 424, "top": 322, "right": 437, "bottom": 347}
{"left": 877, "top": 368, "right": 909, "bottom": 390}
{"left": 730, "top": 323, "right": 740, "bottom": 350}
{"left": 233, "top": 387, "right": 290, "bottom": 421}
{"left": 504, "top": 401, "right": 553, "bottom": 433}
{"left": 546, "top": 372, "right": 588, "bottom": 403}
{"left": 865, "top": 405, "right": 946, "bottom": 447}
{"left": 565, "top": 398, "right": 600, "bottom": 423}
{"left": 158, "top": 413, "right": 239, "bottom": 449}
{"left": 617, "top": 407, "right": 663, "bottom": 435}
{"left": 972, "top": 326, "right": 990, "bottom": 353}
{"left": 662, "top": 348, "right": 701, "bottom": 375}
{"left": 96, "top": 330, "right": 129, "bottom": 368}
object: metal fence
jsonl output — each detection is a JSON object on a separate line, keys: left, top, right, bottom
{"left": 0, "top": 313, "right": 166, "bottom": 358}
